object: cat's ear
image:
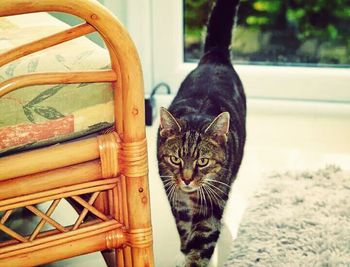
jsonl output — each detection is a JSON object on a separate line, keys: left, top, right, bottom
{"left": 159, "top": 107, "right": 182, "bottom": 138}
{"left": 205, "top": 112, "right": 230, "bottom": 144}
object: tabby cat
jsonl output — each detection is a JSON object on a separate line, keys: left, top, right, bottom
{"left": 157, "top": 0, "right": 246, "bottom": 266}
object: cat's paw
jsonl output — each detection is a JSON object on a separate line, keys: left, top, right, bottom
{"left": 174, "top": 252, "right": 185, "bottom": 267}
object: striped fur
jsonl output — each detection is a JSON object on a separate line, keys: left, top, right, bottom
{"left": 157, "top": 0, "right": 245, "bottom": 266}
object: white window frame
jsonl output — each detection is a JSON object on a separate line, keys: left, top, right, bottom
{"left": 151, "top": 0, "right": 350, "bottom": 102}
{"left": 106, "top": 0, "right": 350, "bottom": 103}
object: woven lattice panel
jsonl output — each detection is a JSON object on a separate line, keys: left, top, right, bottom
{"left": 0, "top": 190, "right": 117, "bottom": 246}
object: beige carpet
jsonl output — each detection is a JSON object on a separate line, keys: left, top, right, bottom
{"left": 225, "top": 165, "right": 350, "bottom": 266}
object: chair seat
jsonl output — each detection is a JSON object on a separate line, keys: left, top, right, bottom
{"left": 0, "top": 13, "right": 114, "bottom": 156}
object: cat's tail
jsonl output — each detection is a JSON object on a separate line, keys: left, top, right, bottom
{"left": 203, "top": 0, "right": 240, "bottom": 57}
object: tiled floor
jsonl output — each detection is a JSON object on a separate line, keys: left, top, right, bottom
{"left": 51, "top": 98, "right": 350, "bottom": 266}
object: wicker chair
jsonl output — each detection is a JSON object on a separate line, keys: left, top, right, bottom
{"left": 0, "top": 0, "right": 154, "bottom": 266}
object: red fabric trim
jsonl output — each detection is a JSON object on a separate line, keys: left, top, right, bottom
{"left": 0, "top": 116, "right": 74, "bottom": 149}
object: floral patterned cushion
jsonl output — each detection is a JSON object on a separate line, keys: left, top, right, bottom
{"left": 0, "top": 13, "right": 114, "bottom": 155}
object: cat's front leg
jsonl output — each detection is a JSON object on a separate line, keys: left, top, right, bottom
{"left": 183, "top": 218, "right": 221, "bottom": 267}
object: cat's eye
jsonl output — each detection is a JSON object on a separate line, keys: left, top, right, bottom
{"left": 169, "top": 156, "right": 182, "bottom": 166}
{"left": 197, "top": 158, "right": 209, "bottom": 167}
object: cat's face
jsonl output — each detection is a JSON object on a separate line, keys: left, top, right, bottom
{"left": 158, "top": 108, "right": 230, "bottom": 194}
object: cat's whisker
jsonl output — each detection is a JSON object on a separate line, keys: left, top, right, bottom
{"left": 166, "top": 183, "right": 176, "bottom": 197}
{"left": 163, "top": 182, "right": 173, "bottom": 189}
{"left": 173, "top": 187, "right": 180, "bottom": 210}
{"left": 169, "top": 189, "right": 175, "bottom": 206}
{"left": 203, "top": 186, "right": 220, "bottom": 211}
{"left": 169, "top": 185, "right": 178, "bottom": 208}
{"left": 206, "top": 185, "right": 225, "bottom": 202}
{"left": 162, "top": 177, "right": 175, "bottom": 183}
{"left": 164, "top": 179, "right": 175, "bottom": 189}
{"left": 164, "top": 184, "right": 173, "bottom": 193}
{"left": 173, "top": 186, "right": 180, "bottom": 208}
{"left": 163, "top": 180, "right": 175, "bottom": 188}
{"left": 163, "top": 176, "right": 176, "bottom": 184}
{"left": 201, "top": 186, "right": 214, "bottom": 215}
{"left": 198, "top": 188, "right": 205, "bottom": 216}
{"left": 196, "top": 190, "right": 202, "bottom": 215}
{"left": 202, "top": 195, "right": 206, "bottom": 216}
{"left": 205, "top": 178, "right": 230, "bottom": 188}
{"left": 203, "top": 184, "right": 225, "bottom": 207}
{"left": 201, "top": 187, "right": 209, "bottom": 216}
{"left": 204, "top": 181, "right": 228, "bottom": 196}
{"left": 203, "top": 185, "right": 217, "bottom": 203}
{"left": 173, "top": 188, "right": 178, "bottom": 207}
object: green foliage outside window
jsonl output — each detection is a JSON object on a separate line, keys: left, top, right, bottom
{"left": 184, "top": 0, "right": 350, "bottom": 66}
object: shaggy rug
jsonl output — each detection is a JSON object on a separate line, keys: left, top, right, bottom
{"left": 225, "top": 165, "right": 350, "bottom": 267}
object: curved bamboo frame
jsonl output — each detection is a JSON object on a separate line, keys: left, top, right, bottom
{"left": 0, "top": 0, "right": 153, "bottom": 266}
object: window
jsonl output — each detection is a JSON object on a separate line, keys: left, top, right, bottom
{"left": 151, "top": 0, "right": 350, "bottom": 102}
{"left": 184, "top": 0, "right": 350, "bottom": 67}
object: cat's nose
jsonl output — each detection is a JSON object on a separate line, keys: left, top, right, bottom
{"left": 183, "top": 179, "right": 191, "bottom": 185}
{"left": 183, "top": 169, "right": 193, "bottom": 180}
{"left": 182, "top": 168, "right": 194, "bottom": 185}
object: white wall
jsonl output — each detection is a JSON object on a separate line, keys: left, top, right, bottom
{"left": 50, "top": 0, "right": 154, "bottom": 97}
{"left": 103, "top": 0, "right": 154, "bottom": 95}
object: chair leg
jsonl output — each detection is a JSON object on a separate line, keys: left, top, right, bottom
{"left": 102, "top": 249, "right": 117, "bottom": 267}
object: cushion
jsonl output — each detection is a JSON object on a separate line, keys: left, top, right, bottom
{"left": 0, "top": 13, "right": 114, "bottom": 156}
